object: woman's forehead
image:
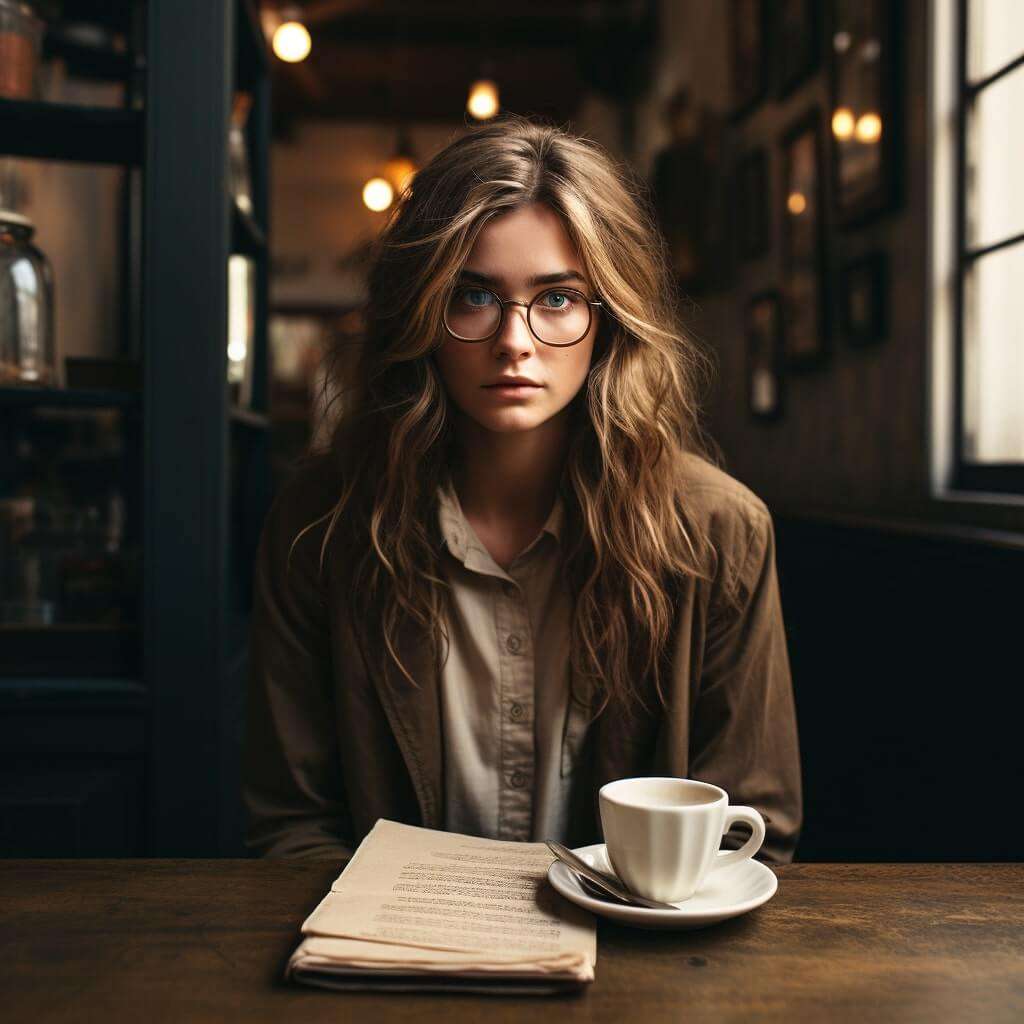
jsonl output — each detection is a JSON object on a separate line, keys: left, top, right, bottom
{"left": 464, "top": 203, "right": 581, "bottom": 281}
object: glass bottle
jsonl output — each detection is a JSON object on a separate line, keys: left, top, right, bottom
{"left": 0, "top": 210, "right": 56, "bottom": 386}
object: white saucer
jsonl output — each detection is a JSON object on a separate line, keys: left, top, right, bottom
{"left": 547, "top": 843, "right": 778, "bottom": 930}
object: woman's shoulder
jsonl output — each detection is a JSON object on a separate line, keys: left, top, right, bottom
{"left": 274, "top": 451, "right": 342, "bottom": 512}
{"left": 674, "top": 451, "right": 774, "bottom": 572}
{"left": 677, "top": 451, "right": 770, "bottom": 521}
{"left": 259, "top": 451, "right": 344, "bottom": 569}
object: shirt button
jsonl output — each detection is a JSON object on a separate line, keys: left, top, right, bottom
{"left": 509, "top": 770, "right": 527, "bottom": 789}
{"left": 502, "top": 581, "right": 517, "bottom": 598}
{"left": 505, "top": 633, "right": 522, "bottom": 654}
{"left": 509, "top": 702, "right": 524, "bottom": 721}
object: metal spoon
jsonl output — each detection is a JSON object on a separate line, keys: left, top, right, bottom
{"left": 545, "top": 840, "right": 680, "bottom": 911}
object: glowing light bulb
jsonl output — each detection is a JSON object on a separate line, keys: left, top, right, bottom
{"left": 832, "top": 106, "right": 855, "bottom": 140}
{"left": 467, "top": 79, "right": 499, "bottom": 120}
{"left": 787, "top": 191, "right": 807, "bottom": 215}
{"left": 273, "top": 21, "right": 311, "bottom": 63}
{"left": 855, "top": 112, "right": 883, "bottom": 143}
{"left": 363, "top": 177, "right": 394, "bottom": 212}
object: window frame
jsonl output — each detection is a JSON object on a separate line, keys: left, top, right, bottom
{"left": 952, "top": 0, "right": 1024, "bottom": 495}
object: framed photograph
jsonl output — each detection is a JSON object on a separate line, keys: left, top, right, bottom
{"left": 729, "top": 0, "right": 769, "bottom": 118}
{"left": 829, "top": 0, "right": 904, "bottom": 227}
{"left": 745, "top": 291, "right": 785, "bottom": 420}
{"left": 840, "top": 250, "right": 888, "bottom": 346}
{"left": 776, "top": 0, "right": 821, "bottom": 97}
{"left": 735, "top": 147, "right": 771, "bottom": 262}
{"left": 651, "top": 135, "right": 710, "bottom": 293}
{"left": 779, "top": 108, "right": 828, "bottom": 368}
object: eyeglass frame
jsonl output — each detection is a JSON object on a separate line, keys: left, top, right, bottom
{"left": 442, "top": 284, "right": 605, "bottom": 348}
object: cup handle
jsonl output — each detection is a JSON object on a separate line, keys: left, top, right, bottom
{"left": 715, "top": 805, "right": 766, "bottom": 869}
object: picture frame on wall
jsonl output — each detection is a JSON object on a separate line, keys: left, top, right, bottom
{"left": 745, "top": 290, "right": 785, "bottom": 420}
{"left": 779, "top": 107, "right": 828, "bottom": 368}
{"left": 829, "top": 0, "right": 904, "bottom": 228}
{"left": 729, "top": 0, "right": 769, "bottom": 119}
{"left": 735, "top": 147, "right": 771, "bottom": 262}
{"left": 776, "top": 0, "right": 821, "bottom": 97}
{"left": 840, "top": 250, "right": 888, "bottom": 346}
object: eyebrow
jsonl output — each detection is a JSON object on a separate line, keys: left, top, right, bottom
{"left": 457, "top": 268, "right": 589, "bottom": 288}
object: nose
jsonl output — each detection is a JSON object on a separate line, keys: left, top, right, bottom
{"left": 490, "top": 301, "right": 537, "bottom": 355}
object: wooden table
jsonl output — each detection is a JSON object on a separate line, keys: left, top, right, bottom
{"left": 3, "top": 861, "right": 1022, "bottom": 1022}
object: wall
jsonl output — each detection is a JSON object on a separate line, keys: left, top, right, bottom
{"left": 270, "top": 121, "right": 461, "bottom": 310}
{"left": 633, "top": 0, "right": 1023, "bottom": 533}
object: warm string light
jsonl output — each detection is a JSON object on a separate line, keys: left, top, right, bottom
{"left": 855, "top": 113, "right": 883, "bottom": 143}
{"left": 787, "top": 192, "right": 807, "bottom": 216}
{"left": 832, "top": 107, "right": 855, "bottom": 140}
{"left": 832, "top": 106, "right": 883, "bottom": 143}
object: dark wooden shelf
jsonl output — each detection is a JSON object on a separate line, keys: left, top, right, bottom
{"left": 0, "top": 385, "right": 140, "bottom": 411}
{"left": 42, "top": 35, "right": 143, "bottom": 83}
{"left": 0, "top": 98, "right": 143, "bottom": 165}
{"left": 1, "top": 1, "right": 275, "bottom": 858}
{"left": 231, "top": 203, "right": 267, "bottom": 255}
{"left": 0, "top": 676, "right": 145, "bottom": 705}
{"left": 0, "top": 624, "right": 140, "bottom": 678}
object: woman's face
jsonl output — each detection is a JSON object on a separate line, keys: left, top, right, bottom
{"left": 433, "top": 202, "right": 599, "bottom": 438}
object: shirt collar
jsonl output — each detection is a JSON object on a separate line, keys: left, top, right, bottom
{"left": 437, "top": 476, "right": 564, "bottom": 565}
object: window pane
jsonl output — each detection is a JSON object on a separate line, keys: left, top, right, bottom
{"left": 962, "top": 242, "right": 1024, "bottom": 463}
{"left": 968, "top": 0, "right": 1024, "bottom": 81}
{"left": 966, "top": 65, "right": 1024, "bottom": 250}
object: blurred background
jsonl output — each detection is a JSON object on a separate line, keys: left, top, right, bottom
{"left": 0, "top": 0, "right": 1021, "bottom": 860}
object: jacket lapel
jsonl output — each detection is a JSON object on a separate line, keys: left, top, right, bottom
{"left": 372, "top": 613, "right": 444, "bottom": 831}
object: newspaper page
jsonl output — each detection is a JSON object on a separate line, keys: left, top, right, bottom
{"left": 286, "top": 818, "right": 596, "bottom": 995}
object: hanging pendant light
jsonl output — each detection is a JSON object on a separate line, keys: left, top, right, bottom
{"left": 467, "top": 78, "right": 499, "bottom": 120}
{"left": 467, "top": 25, "right": 499, "bottom": 120}
{"left": 272, "top": 6, "right": 312, "bottom": 63}
{"left": 383, "top": 126, "right": 418, "bottom": 195}
{"left": 362, "top": 177, "right": 394, "bottom": 212}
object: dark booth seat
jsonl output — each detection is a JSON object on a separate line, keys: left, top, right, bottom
{"left": 774, "top": 511, "right": 1023, "bottom": 862}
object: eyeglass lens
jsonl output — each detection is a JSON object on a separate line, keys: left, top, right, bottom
{"left": 445, "top": 286, "right": 592, "bottom": 345}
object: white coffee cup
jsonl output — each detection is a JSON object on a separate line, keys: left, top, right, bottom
{"left": 598, "top": 777, "right": 766, "bottom": 903}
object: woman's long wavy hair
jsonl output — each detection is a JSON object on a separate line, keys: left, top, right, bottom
{"left": 297, "top": 113, "right": 727, "bottom": 724}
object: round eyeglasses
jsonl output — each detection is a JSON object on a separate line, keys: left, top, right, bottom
{"left": 443, "top": 285, "right": 603, "bottom": 347}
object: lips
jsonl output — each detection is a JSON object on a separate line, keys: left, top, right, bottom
{"left": 483, "top": 381, "right": 542, "bottom": 388}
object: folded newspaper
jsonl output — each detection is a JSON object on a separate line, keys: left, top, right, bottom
{"left": 286, "top": 818, "right": 597, "bottom": 995}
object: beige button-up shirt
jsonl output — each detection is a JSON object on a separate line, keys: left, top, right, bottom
{"left": 436, "top": 476, "right": 587, "bottom": 843}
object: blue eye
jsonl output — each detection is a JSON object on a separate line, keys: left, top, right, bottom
{"left": 539, "top": 290, "right": 574, "bottom": 311}
{"left": 458, "top": 287, "right": 494, "bottom": 308}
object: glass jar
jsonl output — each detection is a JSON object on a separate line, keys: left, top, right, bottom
{"left": 0, "top": 0, "right": 43, "bottom": 100}
{"left": 0, "top": 211, "right": 56, "bottom": 386}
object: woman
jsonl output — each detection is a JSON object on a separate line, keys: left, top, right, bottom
{"left": 242, "top": 115, "right": 802, "bottom": 864}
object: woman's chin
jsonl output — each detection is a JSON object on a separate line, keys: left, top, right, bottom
{"left": 482, "top": 415, "right": 544, "bottom": 433}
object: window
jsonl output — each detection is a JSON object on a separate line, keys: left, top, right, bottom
{"left": 952, "top": 0, "right": 1024, "bottom": 493}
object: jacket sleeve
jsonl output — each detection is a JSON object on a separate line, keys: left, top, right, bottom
{"left": 689, "top": 505, "right": 803, "bottom": 864}
{"left": 241, "top": 473, "right": 355, "bottom": 860}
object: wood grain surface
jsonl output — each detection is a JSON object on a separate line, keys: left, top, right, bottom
{"left": 2, "top": 861, "right": 1022, "bottom": 1022}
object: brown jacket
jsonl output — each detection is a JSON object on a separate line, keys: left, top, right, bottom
{"left": 242, "top": 452, "right": 803, "bottom": 863}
